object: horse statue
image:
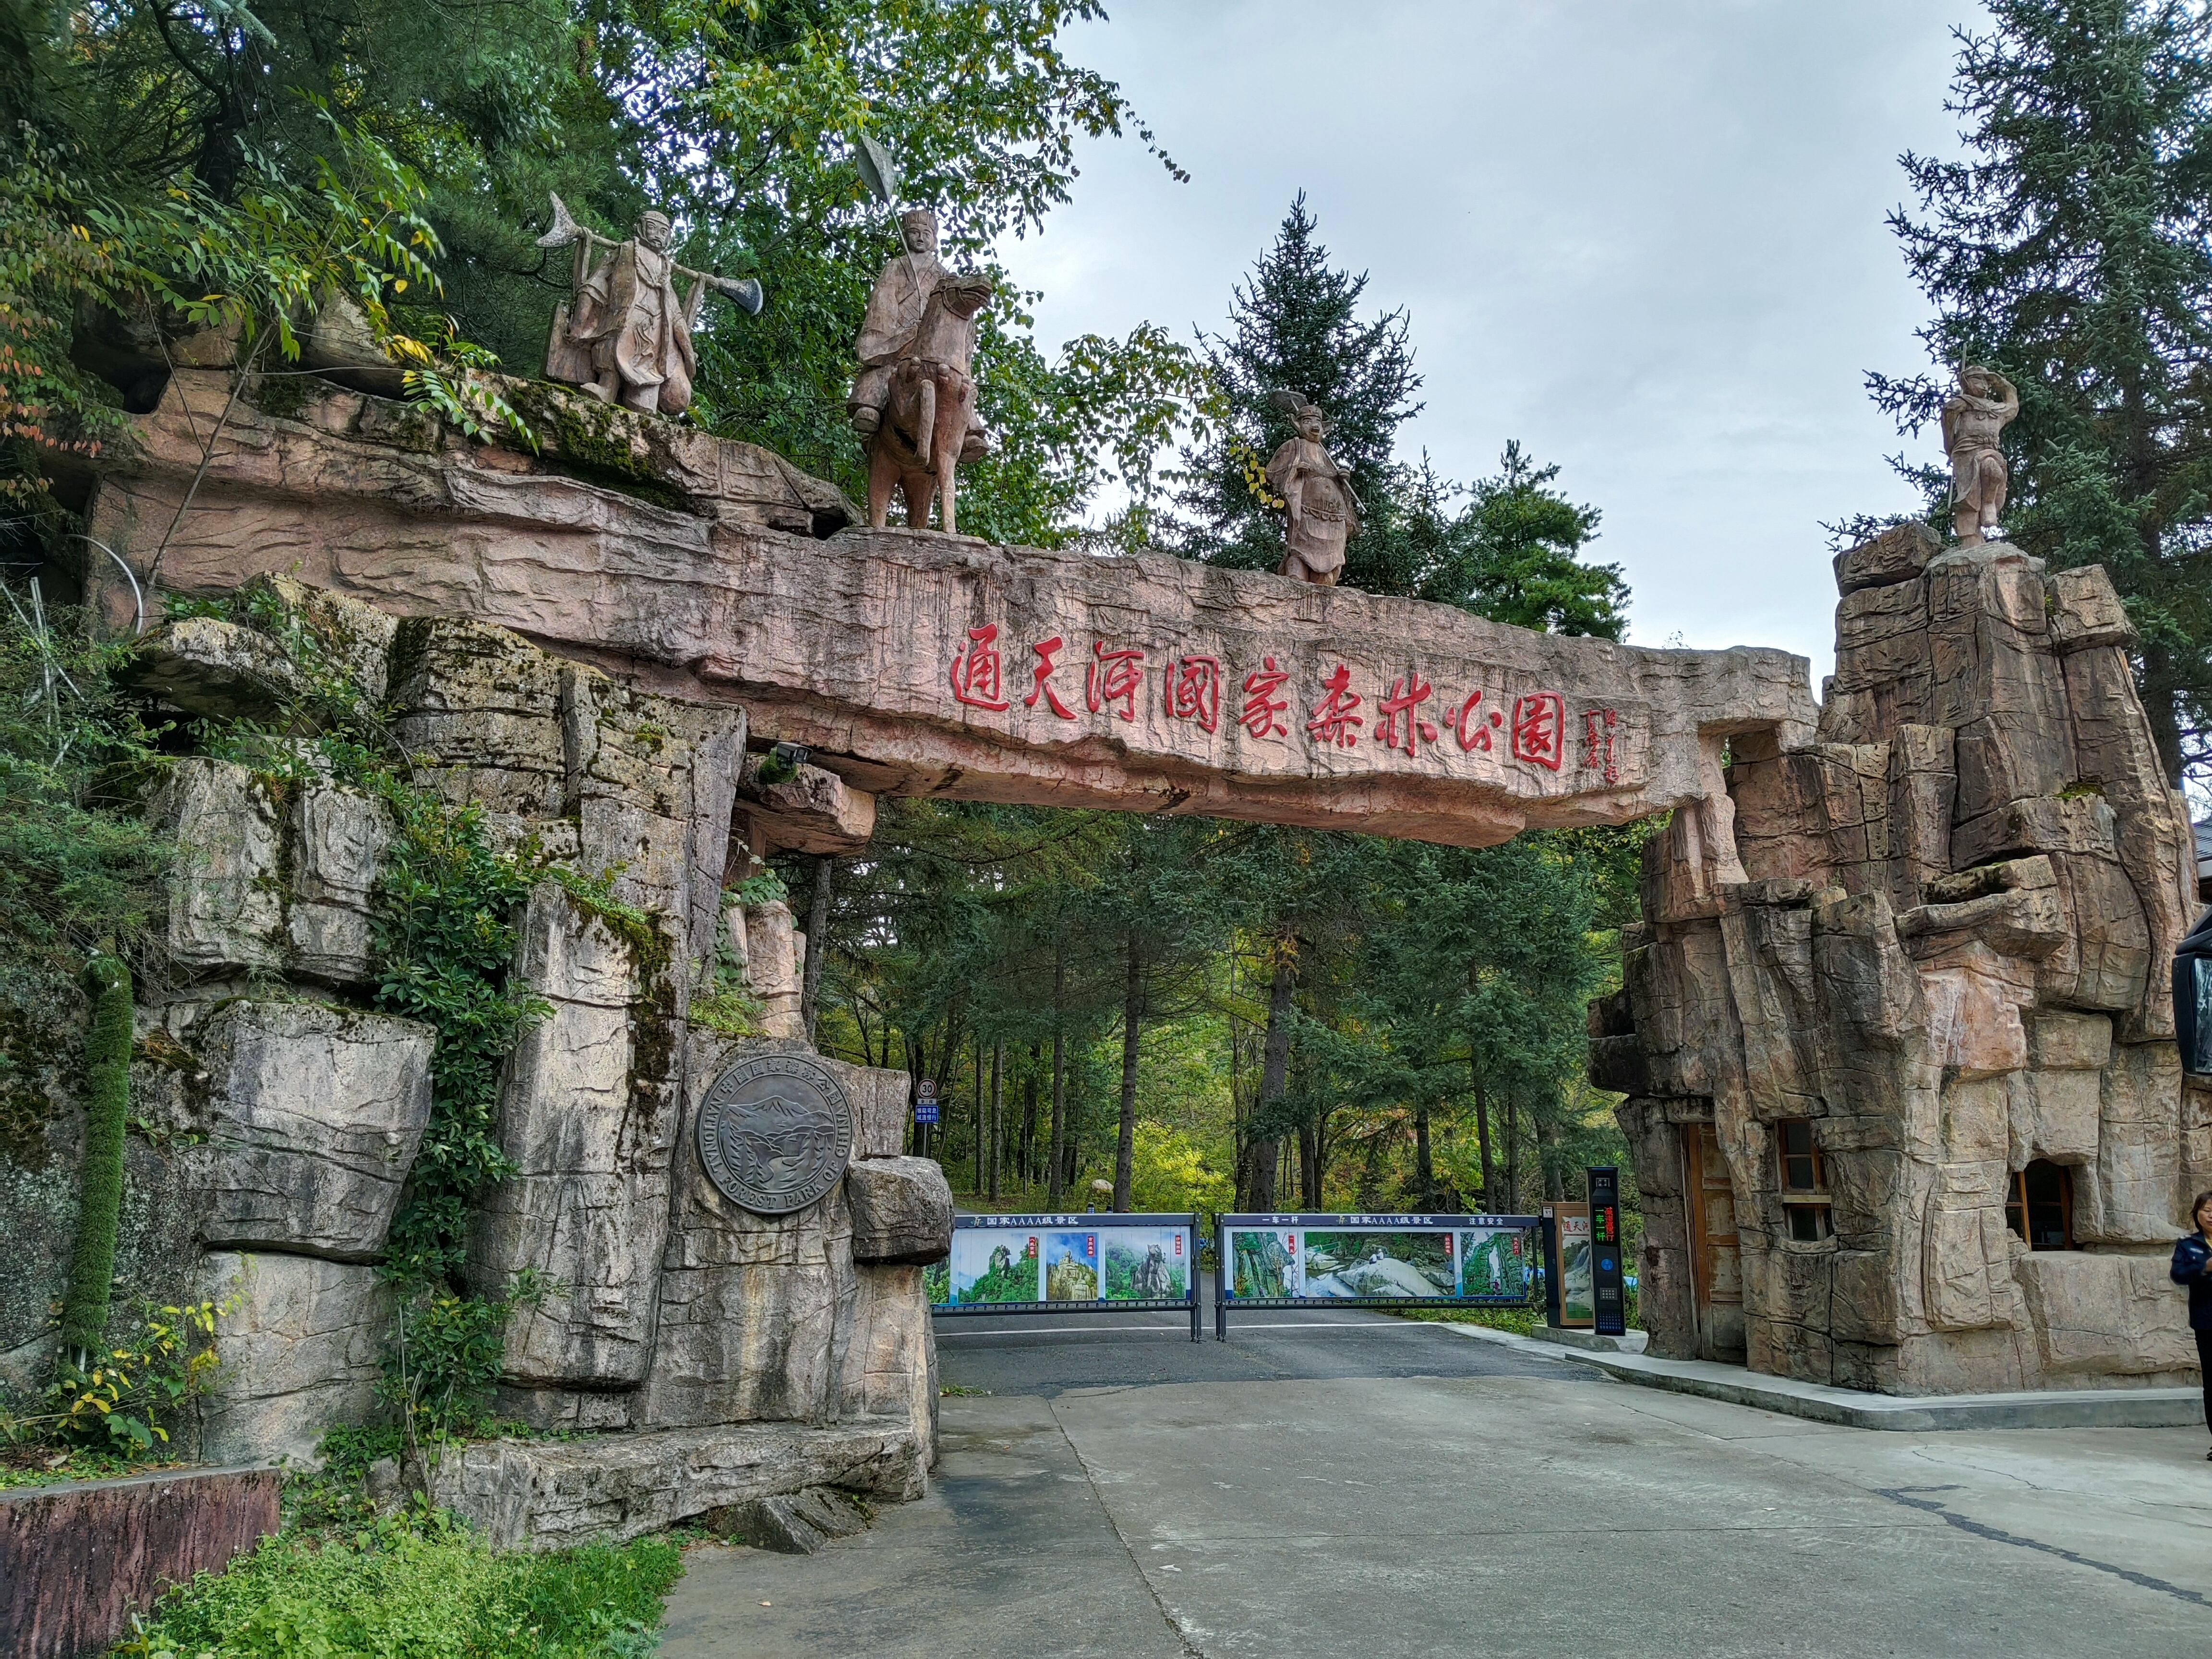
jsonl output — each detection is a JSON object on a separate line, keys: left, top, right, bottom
{"left": 864, "top": 271, "right": 994, "bottom": 535}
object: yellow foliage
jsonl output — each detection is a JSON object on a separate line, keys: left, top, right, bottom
{"left": 1128, "top": 1120, "right": 1232, "bottom": 1217}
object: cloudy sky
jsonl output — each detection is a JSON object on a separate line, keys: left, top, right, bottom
{"left": 1000, "top": 0, "right": 1990, "bottom": 689}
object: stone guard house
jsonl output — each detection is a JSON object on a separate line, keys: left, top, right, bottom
{"left": 1593, "top": 526, "right": 2206, "bottom": 1394}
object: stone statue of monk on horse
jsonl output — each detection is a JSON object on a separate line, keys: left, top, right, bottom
{"left": 847, "top": 208, "right": 993, "bottom": 535}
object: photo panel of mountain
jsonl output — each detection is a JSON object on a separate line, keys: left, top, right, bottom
{"left": 948, "top": 1228, "right": 1041, "bottom": 1306}
{"left": 1217, "top": 1215, "right": 1541, "bottom": 1308}
{"left": 1042, "top": 1230, "right": 1102, "bottom": 1301}
{"left": 1300, "top": 1231, "right": 1456, "bottom": 1298}
{"left": 1229, "top": 1228, "right": 1301, "bottom": 1299}
{"left": 935, "top": 1215, "right": 1202, "bottom": 1316}
{"left": 1103, "top": 1227, "right": 1189, "bottom": 1302}
{"left": 1456, "top": 1226, "right": 1532, "bottom": 1299}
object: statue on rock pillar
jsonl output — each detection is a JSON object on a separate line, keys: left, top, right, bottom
{"left": 848, "top": 208, "right": 992, "bottom": 535}
{"left": 1265, "top": 390, "right": 1362, "bottom": 585}
{"left": 538, "top": 194, "right": 763, "bottom": 418}
{"left": 1942, "top": 364, "right": 2020, "bottom": 547}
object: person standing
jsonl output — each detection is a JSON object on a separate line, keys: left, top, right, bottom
{"left": 2171, "top": 1190, "right": 2212, "bottom": 1458}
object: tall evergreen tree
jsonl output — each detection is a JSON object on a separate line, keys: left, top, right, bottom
{"left": 1870, "top": 0, "right": 2212, "bottom": 786}
{"left": 1403, "top": 444, "right": 1627, "bottom": 638}
{"left": 1171, "top": 193, "right": 1421, "bottom": 582}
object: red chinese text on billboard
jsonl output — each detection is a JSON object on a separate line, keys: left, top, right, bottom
{"left": 1454, "top": 690, "right": 1503, "bottom": 752}
{"left": 1307, "top": 663, "right": 1363, "bottom": 749}
{"left": 1241, "top": 657, "right": 1291, "bottom": 739}
{"left": 1024, "top": 636, "right": 1076, "bottom": 720}
{"left": 1087, "top": 641, "right": 1145, "bottom": 722}
{"left": 1374, "top": 669, "right": 1438, "bottom": 757}
{"left": 1580, "top": 707, "right": 1622, "bottom": 784}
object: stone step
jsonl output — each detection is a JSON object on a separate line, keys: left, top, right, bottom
{"left": 710, "top": 1487, "right": 874, "bottom": 1554}
{"left": 425, "top": 1416, "right": 925, "bottom": 1550}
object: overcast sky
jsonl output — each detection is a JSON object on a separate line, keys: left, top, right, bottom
{"left": 1000, "top": 0, "right": 1989, "bottom": 689}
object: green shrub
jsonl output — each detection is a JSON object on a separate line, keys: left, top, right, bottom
{"left": 58, "top": 952, "right": 132, "bottom": 1357}
{"left": 115, "top": 1507, "right": 682, "bottom": 1659}
{"left": 11, "top": 1298, "right": 226, "bottom": 1455}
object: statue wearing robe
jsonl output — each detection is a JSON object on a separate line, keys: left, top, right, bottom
{"left": 847, "top": 208, "right": 981, "bottom": 457}
{"left": 1265, "top": 429, "right": 1361, "bottom": 585}
{"left": 564, "top": 236, "right": 696, "bottom": 415}
{"left": 538, "top": 199, "right": 761, "bottom": 419}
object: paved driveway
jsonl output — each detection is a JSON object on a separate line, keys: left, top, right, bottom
{"left": 661, "top": 1301, "right": 2212, "bottom": 1659}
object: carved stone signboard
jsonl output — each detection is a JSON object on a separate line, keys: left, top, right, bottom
{"left": 697, "top": 1052, "right": 854, "bottom": 1215}
{"left": 85, "top": 372, "right": 1816, "bottom": 852}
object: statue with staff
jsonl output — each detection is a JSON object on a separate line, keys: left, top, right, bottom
{"left": 537, "top": 195, "right": 764, "bottom": 418}
{"left": 845, "top": 137, "right": 992, "bottom": 533}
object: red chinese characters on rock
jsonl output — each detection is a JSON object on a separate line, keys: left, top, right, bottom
{"left": 1164, "top": 655, "right": 1223, "bottom": 734}
{"left": 1510, "top": 692, "right": 1566, "bottom": 771}
{"left": 1024, "top": 636, "right": 1076, "bottom": 720}
{"left": 1086, "top": 641, "right": 1145, "bottom": 722}
{"left": 1580, "top": 707, "right": 1622, "bottom": 784}
{"left": 1374, "top": 669, "right": 1439, "bottom": 757}
{"left": 1453, "top": 690, "right": 1503, "bottom": 751}
{"left": 946, "top": 628, "right": 1624, "bottom": 782}
{"left": 1241, "top": 657, "right": 1291, "bottom": 739}
{"left": 949, "top": 625, "right": 1010, "bottom": 711}
{"left": 1306, "top": 663, "right": 1363, "bottom": 749}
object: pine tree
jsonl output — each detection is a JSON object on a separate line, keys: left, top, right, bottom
{"left": 1407, "top": 443, "right": 1626, "bottom": 639}
{"left": 1171, "top": 193, "right": 1422, "bottom": 582}
{"left": 1870, "top": 0, "right": 2212, "bottom": 785}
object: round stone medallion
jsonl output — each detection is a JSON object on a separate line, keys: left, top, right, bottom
{"left": 696, "top": 1052, "right": 854, "bottom": 1215}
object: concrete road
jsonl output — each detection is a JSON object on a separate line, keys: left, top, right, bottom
{"left": 661, "top": 1300, "right": 2212, "bottom": 1659}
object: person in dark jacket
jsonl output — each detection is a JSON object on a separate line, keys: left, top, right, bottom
{"left": 2172, "top": 1190, "right": 2212, "bottom": 1457}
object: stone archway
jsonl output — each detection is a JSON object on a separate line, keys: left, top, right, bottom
{"left": 60, "top": 370, "right": 1842, "bottom": 1533}
{"left": 84, "top": 371, "right": 1816, "bottom": 867}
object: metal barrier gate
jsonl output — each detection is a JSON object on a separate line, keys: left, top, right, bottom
{"left": 929, "top": 1212, "right": 1202, "bottom": 1340}
{"left": 1214, "top": 1212, "right": 1539, "bottom": 1338}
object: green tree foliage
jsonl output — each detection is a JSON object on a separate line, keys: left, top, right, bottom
{"left": 4, "top": 0, "right": 1198, "bottom": 560}
{"left": 1172, "top": 192, "right": 1422, "bottom": 577}
{"left": 1168, "top": 196, "right": 1628, "bottom": 643}
{"left": 1869, "top": 0, "right": 2212, "bottom": 784}
{"left": 369, "top": 790, "right": 546, "bottom": 1286}
{"left": 119, "top": 1510, "right": 681, "bottom": 1659}
{"left": 0, "top": 592, "right": 168, "bottom": 1365}
{"left": 1414, "top": 444, "right": 1627, "bottom": 639}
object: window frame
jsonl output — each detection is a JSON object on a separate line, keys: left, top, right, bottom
{"left": 1774, "top": 1118, "right": 1834, "bottom": 1242}
{"left": 2004, "top": 1160, "right": 2076, "bottom": 1251}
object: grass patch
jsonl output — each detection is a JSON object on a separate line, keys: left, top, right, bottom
{"left": 117, "top": 1506, "right": 682, "bottom": 1659}
{"left": 1394, "top": 1305, "right": 1543, "bottom": 1336}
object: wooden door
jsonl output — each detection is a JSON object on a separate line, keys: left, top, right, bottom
{"left": 1681, "top": 1123, "right": 1745, "bottom": 1361}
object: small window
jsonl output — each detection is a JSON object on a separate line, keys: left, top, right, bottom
{"left": 2005, "top": 1161, "right": 2075, "bottom": 1250}
{"left": 1776, "top": 1119, "right": 1833, "bottom": 1241}
{"left": 1778, "top": 1120, "right": 1823, "bottom": 1192}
